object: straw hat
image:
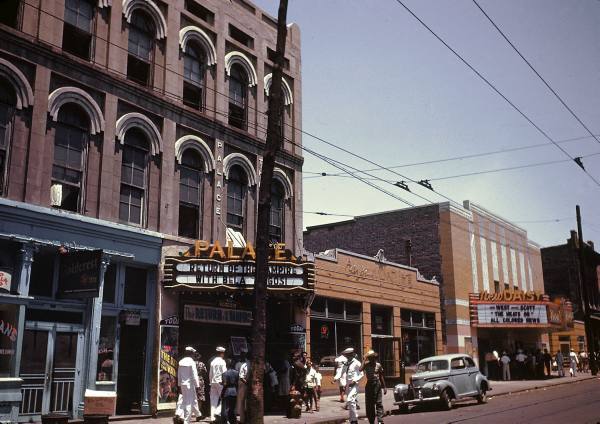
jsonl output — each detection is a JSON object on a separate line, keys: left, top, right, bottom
{"left": 365, "top": 349, "right": 378, "bottom": 358}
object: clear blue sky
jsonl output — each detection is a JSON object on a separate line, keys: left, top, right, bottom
{"left": 253, "top": 0, "right": 600, "bottom": 247}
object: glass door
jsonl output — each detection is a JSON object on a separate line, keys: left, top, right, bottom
{"left": 19, "top": 323, "right": 84, "bottom": 420}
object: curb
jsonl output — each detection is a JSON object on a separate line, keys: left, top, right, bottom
{"left": 312, "top": 375, "right": 597, "bottom": 424}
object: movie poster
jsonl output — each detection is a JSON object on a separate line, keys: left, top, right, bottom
{"left": 159, "top": 324, "right": 179, "bottom": 404}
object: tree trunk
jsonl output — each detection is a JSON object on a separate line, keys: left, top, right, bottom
{"left": 247, "top": 1, "right": 289, "bottom": 423}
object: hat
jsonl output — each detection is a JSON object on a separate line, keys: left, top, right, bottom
{"left": 341, "top": 347, "right": 354, "bottom": 355}
{"left": 365, "top": 350, "right": 378, "bottom": 358}
{"left": 185, "top": 346, "right": 196, "bottom": 353}
{"left": 216, "top": 346, "right": 226, "bottom": 353}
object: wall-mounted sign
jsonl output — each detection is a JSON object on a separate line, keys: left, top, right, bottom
{"left": 475, "top": 304, "right": 548, "bottom": 325}
{"left": 230, "top": 336, "right": 248, "bottom": 356}
{"left": 164, "top": 257, "right": 314, "bottom": 291}
{"left": 159, "top": 315, "right": 180, "bottom": 326}
{"left": 0, "top": 268, "right": 11, "bottom": 292}
{"left": 58, "top": 250, "right": 103, "bottom": 299}
{"left": 120, "top": 310, "right": 141, "bottom": 326}
{"left": 290, "top": 324, "right": 305, "bottom": 333}
{"left": 184, "top": 304, "right": 252, "bottom": 326}
{"left": 476, "top": 290, "right": 546, "bottom": 302}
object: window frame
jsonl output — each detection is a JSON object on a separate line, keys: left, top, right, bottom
{"left": 126, "top": 11, "right": 156, "bottom": 86}
{"left": 119, "top": 130, "right": 149, "bottom": 227}
{"left": 178, "top": 149, "right": 204, "bottom": 239}
{"left": 0, "top": 86, "right": 15, "bottom": 197}
{"left": 62, "top": 0, "right": 95, "bottom": 60}
{"left": 228, "top": 65, "right": 248, "bottom": 129}
{"left": 226, "top": 165, "right": 246, "bottom": 232}
{"left": 182, "top": 44, "right": 205, "bottom": 110}
{"left": 268, "top": 182, "right": 284, "bottom": 243}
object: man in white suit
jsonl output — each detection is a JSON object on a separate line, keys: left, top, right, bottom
{"left": 176, "top": 347, "right": 201, "bottom": 424}
{"left": 209, "top": 346, "right": 227, "bottom": 422}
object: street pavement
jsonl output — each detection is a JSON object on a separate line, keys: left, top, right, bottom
{"left": 117, "top": 373, "right": 597, "bottom": 424}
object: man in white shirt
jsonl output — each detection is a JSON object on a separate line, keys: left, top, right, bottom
{"left": 333, "top": 354, "right": 347, "bottom": 402}
{"left": 209, "top": 346, "right": 227, "bottom": 422}
{"left": 337, "top": 347, "right": 363, "bottom": 424}
{"left": 236, "top": 351, "right": 251, "bottom": 424}
{"left": 500, "top": 352, "right": 511, "bottom": 381}
{"left": 175, "top": 347, "right": 201, "bottom": 424}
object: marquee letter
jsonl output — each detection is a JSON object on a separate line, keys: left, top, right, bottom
{"left": 209, "top": 240, "right": 226, "bottom": 259}
{"left": 242, "top": 242, "right": 256, "bottom": 260}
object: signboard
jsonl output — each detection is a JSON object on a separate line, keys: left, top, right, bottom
{"left": 183, "top": 304, "right": 252, "bottom": 326}
{"left": 159, "top": 315, "right": 180, "bottom": 326}
{"left": 58, "top": 250, "right": 103, "bottom": 298}
{"left": 158, "top": 325, "right": 179, "bottom": 405}
{"left": 476, "top": 304, "right": 548, "bottom": 325}
{"left": 0, "top": 268, "right": 11, "bottom": 292}
{"left": 290, "top": 324, "right": 305, "bottom": 333}
{"left": 230, "top": 336, "right": 248, "bottom": 356}
{"left": 120, "top": 310, "right": 141, "bottom": 326}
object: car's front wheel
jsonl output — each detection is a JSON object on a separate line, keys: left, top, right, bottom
{"left": 440, "top": 389, "right": 453, "bottom": 410}
{"left": 477, "top": 385, "right": 488, "bottom": 404}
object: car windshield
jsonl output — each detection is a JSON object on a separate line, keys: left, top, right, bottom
{"left": 417, "top": 360, "right": 449, "bottom": 372}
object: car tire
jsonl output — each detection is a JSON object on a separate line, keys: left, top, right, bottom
{"left": 440, "top": 389, "right": 453, "bottom": 411}
{"left": 477, "top": 386, "right": 488, "bottom": 404}
{"left": 398, "top": 404, "right": 409, "bottom": 414}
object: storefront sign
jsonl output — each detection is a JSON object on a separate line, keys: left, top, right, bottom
{"left": 164, "top": 258, "right": 313, "bottom": 290}
{"left": 159, "top": 315, "right": 180, "bottom": 326}
{"left": 0, "top": 268, "right": 11, "bottom": 292}
{"left": 290, "top": 324, "right": 305, "bottom": 333}
{"left": 477, "top": 290, "right": 545, "bottom": 302}
{"left": 58, "top": 249, "right": 103, "bottom": 298}
{"left": 183, "top": 240, "right": 297, "bottom": 262}
{"left": 184, "top": 304, "right": 252, "bottom": 326}
{"left": 120, "top": 310, "right": 141, "bottom": 326}
{"left": 476, "top": 304, "right": 548, "bottom": 325}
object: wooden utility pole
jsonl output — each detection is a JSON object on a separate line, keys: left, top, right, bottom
{"left": 575, "top": 205, "right": 598, "bottom": 375}
{"left": 247, "top": 0, "right": 289, "bottom": 422}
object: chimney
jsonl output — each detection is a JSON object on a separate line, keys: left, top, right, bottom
{"left": 587, "top": 241, "right": 595, "bottom": 251}
{"left": 569, "top": 230, "right": 578, "bottom": 248}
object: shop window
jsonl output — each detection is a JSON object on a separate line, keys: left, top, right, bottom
{"left": 184, "top": 0, "right": 214, "bottom": 24}
{"left": 327, "top": 299, "right": 344, "bottom": 319}
{"left": 0, "top": 303, "right": 18, "bottom": 377}
{"left": 97, "top": 316, "right": 116, "bottom": 381}
{"left": 226, "top": 165, "right": 246, "bottom": 231}
{"left": 269, "top": 182, "right": 284, "bottom": 242}
{"left": 29, "top": 251, "right": 56, "bottom": 298}
{"left": 345, "top": 301, "right": 361, "bottom": 321}
{"left": 62, "top": 0, "right": 94, "bottom": 60}
{"left": 0, "top": 81, "right": 16, "bottom": 196}
{"left": 127, "top": 12, "right": 155, "bottom": 86}
{"left": 183, "top": 45, "right": 204, "bottom": 110}
{"left": 401, "top": 309, "right": 436, "bottom": 366}
{"left": 0, "top": 0, "right": 22, "bottom": 28}
{"left": 178, "top": 150, "right": 203, "bottom": 239}
{"left": 119, "top": 129, "right": 148, "bottom": 225}
{"left": 371, "top": 305, "right": 392, "bottom": 335}
{"left": 310, "top": 296, "right": 326, "bottom": 317}
{"left": 51, "top": 103, "right": 89, "bottom": 212}
{"left": 25, "top": 309, "right": 83, "bottom": 324}
{"left": 336, "top": 321, "right": 361, "bottom": 354}
{"left": 103, "top": 263, "right": 116, "bottom": 304}
{"left": 228, "top": 65, "right": 247, "bottom": 129}
{"left": 123, "top": 266, "right": 147, "bottom": 306}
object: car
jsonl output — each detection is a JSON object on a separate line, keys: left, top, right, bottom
{"left": 319, "top": 355, "right": 337, "bottom": 368}
{"left": 393, "top": 354, "right": 490, "bottom": 413}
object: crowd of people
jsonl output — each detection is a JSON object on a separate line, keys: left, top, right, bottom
{"left": 484, "top": 347, "right": 595, "bottom": 381}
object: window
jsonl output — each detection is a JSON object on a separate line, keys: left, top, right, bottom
{"left": 0, "top": 303, "right": 18, "bottom": 377}
{"left": 0, "top": 0, "right": 22, "bottom": 28}
{"left": 228, "top": 65, "right": 247, "bottom": 129}
{"left": 401, "top": 309, "right": 436, "bottom": 366}
{"left": 184, "top": 0, "right": 214, "bottom": 24}
{"left": 0, "top": 82, "right": 16, "bottom": 195}
{"left": 465, "top": 357, "right": 476, "bottom": 368}
{"left": 178, "top": 150, "right": 203, "bottom": 238}
{"left": 51, "top": 104, "right": 89, "bottom": 212}
{"left": 97, "top": 316, "right": 116, "bottom": 381}
{"left": 229, "top": 24, "right": 253, "bottom": 48}
{"left": 226, "top": 165, "right": 246, "bottom": 231}
{"left": 182, "top": 45, "right": 204, "bottom": 109}
{"left": 29, "top": 250, "right": 56, "bottom": 298}
{"left": 127, "top": 12, "right": 155, "bottom": 86}
{"left": 371, "top": 305, "right": 392, "bottom": 335}
{"left": 494, "top": 280, "right": 500, "bottom": 293}
{"left": 451, "top": 358, "right": 466, "bottom": 370}
{"left": 119, "top": 129, "right": 148, "bottom": 225}
{"left": 269, "top": 182, "right": 284, "bottom": 242}
{"left": 62, "top": 0, "right": 94, "bottom": 59}
{"left": 123, "top": 266, "right": 147, "bottom": 305}
{"left": 103, "top": 263, "right": 117, "bottom": 304}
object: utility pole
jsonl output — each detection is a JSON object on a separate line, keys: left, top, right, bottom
{"left": 575, "top": 205, "right": 597, "bottom": 375}
{"left": 247, "top": 0, "right": 289, "bottom": 422}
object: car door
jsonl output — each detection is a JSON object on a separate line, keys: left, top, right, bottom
{"left": 450, "top": 357, "right": 469, "bottom": 396}
{"left": 464, "top": 356, "right": 479, "bottom": 394}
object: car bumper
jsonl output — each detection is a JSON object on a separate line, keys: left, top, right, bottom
{"left": 394, "top": 395, "right": 441, "bottom": 406}
{"left": 394, "top": 387, "right": 441, "bottom": 406}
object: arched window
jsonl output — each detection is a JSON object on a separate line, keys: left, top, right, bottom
{"left": 119, "top": 129, "right": 149, "bottom": 225}
{"left": 178, "top": 149, "right": 203, "bottom": 238}
{"left": 226, "top": 165, "right": 247, "bottom": 231}
{"left": 228, "top": 65, "right": 247, "bottom": 129}
{"left": 269, "top": 182, "right": 284, "bottom": 243}
{"left": 182, "top": 44, "right": 205, "bottom": 109}
{"left": 0, "top": 81, "right": 16, "bottom": 195}
{"left": 127, "top": 11, "right": 155, "bottom": 86}
{"left": 62, "top": 0, "right": 94, "bottom": 60}
{"left": 51, "top": 104, "right": 89, "bottom": 212}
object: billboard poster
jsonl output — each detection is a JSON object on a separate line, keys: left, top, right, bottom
{"left": 159, "top": 325, "right": 179, "bottom": 405}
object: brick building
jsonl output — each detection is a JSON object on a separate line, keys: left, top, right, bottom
{"left": 541, "top": 231, "right": 600, "bottom": 355}
{"left": 0, "top": 0, "right": 304, "bottom": 420}
{"left": 304, "top": 201, "right": 551, "bottom": 366}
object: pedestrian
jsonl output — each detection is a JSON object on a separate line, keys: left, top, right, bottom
{"left": 579, "top": 351, "right": 588, "bottom": 373}
{"left": 175, "top": 347, "right": 201, "bottom": 424}
{"left": 236, "top": 351, "right": 250, "bottom": 423}
{"left": 555, "top": 350, "right": 564, "bottom": 377}
{"left": 333, "top": 353, "right": 347, "bottom": 403}
{"left": 193, "top": 352, "right": 207, "bottom": 419}
{"left": 542, "top": 349, "right": 552, "bottom": 378}
{"left": 220, "top": 359, "right": 239, "bottom": 424}
{"left": 569, "top": 349, "right": 579, "bottom": 377}
{"left": 337, "top": 347, "right": 363, "bottom": 424}
{"left": 484, "top": 351, "right": 496, "bottom": 380}
{"left": 314, "top": 365, "right": 322, "bottom": 403}
{"left": 361, "top": 350, "right": 386, "bottom": 424}
{"left": 535, "top": 349, "right": 544, "bottom": 379}
{"left": 209, "top": 346, "right": 227, "bottom": 422}
{"left": 515, "top": 349, "right": 527, "bottom": 380}
{"left": 304, "top": 359, "right": 318, "bottom": 412}
{"left": 500, "top": 351, "right": 511, "bottom": 381}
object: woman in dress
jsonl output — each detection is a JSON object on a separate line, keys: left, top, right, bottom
{"left": 194, "top": 352, "right": 208, "bottom": 418}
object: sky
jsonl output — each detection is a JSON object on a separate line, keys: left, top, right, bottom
{"left": 253, "top": 0, "right": 600, "bottom": 248}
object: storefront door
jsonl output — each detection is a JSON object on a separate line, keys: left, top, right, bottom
{"left": 371, "top": 336, "right": 401, "bottom": 377}
{"left": 19, "top": 323, "right": 84, "bottom": 421}
{"left": 116, "top": 319, "right": 147, "bottom": 414}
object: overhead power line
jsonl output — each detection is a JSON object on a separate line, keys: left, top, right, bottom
{"left": 392, "top": 0, "right": 600, "bottom": 187}
{"left": 472, "top": 0, "right": 600, "bottom": 148}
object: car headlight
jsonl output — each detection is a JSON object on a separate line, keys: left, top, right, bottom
{"left": 432, "top": 383, "right": 439, "bottom": 392}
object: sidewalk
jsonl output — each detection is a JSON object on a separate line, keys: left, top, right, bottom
{"left": 110, "top": 373, "right": 596, "bottom": 424}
